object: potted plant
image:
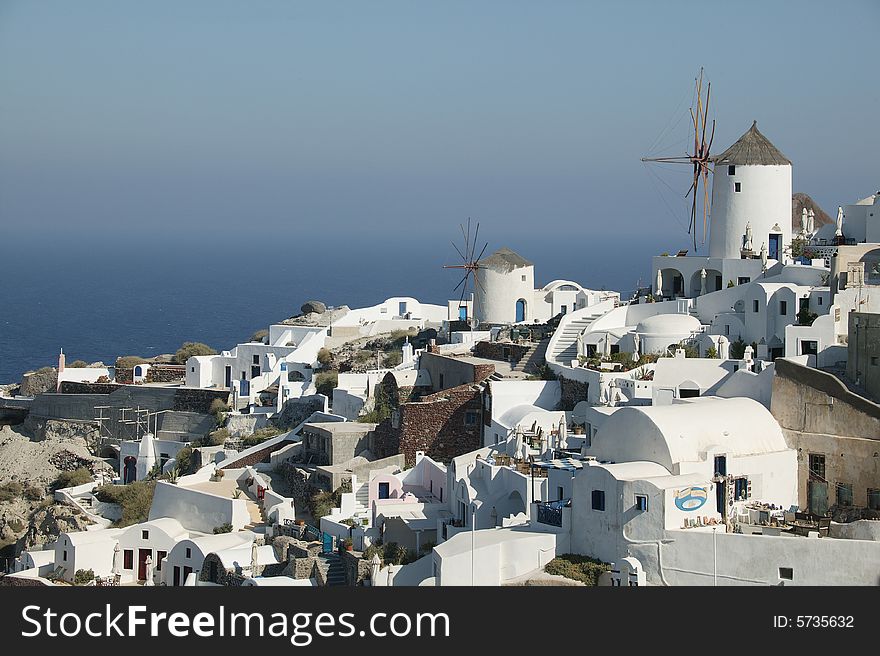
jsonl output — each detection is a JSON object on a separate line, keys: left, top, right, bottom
{"left": 342, "top": 537, "right": 354, "bottom": 551}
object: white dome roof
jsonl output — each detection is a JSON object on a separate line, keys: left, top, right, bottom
{"left": 635, "top": 313, "right": 702, "bottom": 336}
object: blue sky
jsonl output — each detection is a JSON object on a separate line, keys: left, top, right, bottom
{"left": 0, "top": 0, "right": 877, "bottom": 251}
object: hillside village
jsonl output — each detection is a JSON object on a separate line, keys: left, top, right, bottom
{"left": 2, "top": 122, "right": 880, "bottom": 587}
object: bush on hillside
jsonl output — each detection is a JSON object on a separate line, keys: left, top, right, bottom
{"left": 172, "top": 342, "right": 217, "bottom": 364}
{"left": 544, "top": 554, "right": 611, "bottom": 586}
{"left": 52, "top": 468, "right": 93, "bottom": 490}
{"left": 95, "top": 480, "right": 156, "bottom": 528}
{"left": 314, "top": 371, "right": 338, "bottom": 398}
{"left": 116, "top": 356, "right": 148, "bottom": 369}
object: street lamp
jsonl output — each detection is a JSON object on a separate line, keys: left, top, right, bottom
{"left": 713, "top": 527, "right": 718, "bottom": 587}
{"left": 470, "top": 502, "right": 477, "bottom": 586}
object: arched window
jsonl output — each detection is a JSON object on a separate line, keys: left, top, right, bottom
{"left": 515, "top": 299, "right": 526, "bottom": 322}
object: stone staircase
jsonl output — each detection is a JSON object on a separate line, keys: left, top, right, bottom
{"left": 317, "top": 553, "right": 347, "bottom": 586}
{"left": 548, "top": 310, "right": 606, "bottom": 365}
{"left": 243, "top": 500, "right": 267, "bottom": 532}
{"left": 512, "top": 339, "right": 550, "bottom": 375}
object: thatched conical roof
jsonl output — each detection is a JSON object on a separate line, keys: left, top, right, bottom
{"left": 712, "top": 121, "right": 791, "bottom": 166}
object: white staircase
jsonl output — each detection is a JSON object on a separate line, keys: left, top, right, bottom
{"left": 354, "top": 483, "right": 369, "bottom": 515}
{"left": 547, "top": 310, "right": 605, "bottom": 365}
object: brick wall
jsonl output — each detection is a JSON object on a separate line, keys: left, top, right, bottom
{"left": 558, "top": 376, "right": 589, "bottom": 411}
{"left": 220, "top": 441, "right": 284, "bottom": 469}
{"left": 146, "top": 365, "right": 186, "bottom": 383}
{"left": 341, "top": 549, "right": 371, "bottom": 586}
{"left": 115, "top": 368, "right": 133, "bottom": 384}
{"left": 473, "top": 341, "right": 531, "bottom": 364}
{"left": 374, "top": 382, "right": 484, "bottom": 467}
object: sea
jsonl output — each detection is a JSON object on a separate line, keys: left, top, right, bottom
{"left": 0, "top": 233, "right": 657, "bottom": 385}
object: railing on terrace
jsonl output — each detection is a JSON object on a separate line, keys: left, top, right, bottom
{"left": 536, "top": 499, "right": 569, "bottom": 527}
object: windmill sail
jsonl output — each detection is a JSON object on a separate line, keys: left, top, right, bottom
{"left": 642, "top": 68, "right": 715, "bottom": 251}
{"left": 443, "top": 218, "right": 488, "bottom": 326}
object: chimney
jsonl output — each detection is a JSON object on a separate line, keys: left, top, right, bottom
{"left": 57, "top": 347, "right": 65, "bottom": 393}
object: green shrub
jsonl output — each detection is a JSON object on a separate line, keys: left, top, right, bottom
{"left": 309, "top": 481, "right": 351, "bottom": 520}
{"left": 209, "top": 398, "right": 229, "bottom": 416}
{"left": 7, "top": 518, "right": 25, "bottom": 533}
{"left": 194, "top": 428, "right": 229, "bottom": 448}
{"left": 0, "top": 481, "right": 23, "bottom": 502}
{"left": 544, "top": 554, "right": 611, "bottom": 586}
{"left": 74, "top": 569, "right": 95, "bottom": 585}
{"left": 316, "top": 348, "right": 333, "bottom": 368}
{"left": 95, "top": 480, "right": 156, "bottom": 527}
{"left": 383, "top": 351, "right": 402, "bottom": 367}
{"left": 174, "top": 447, "right": 193, "bottom": 475}
{"left": 213, "top": 523, "right": 233, "bottom": 534}
{"left": 23, "top": 484, "right": 45, "bottom": 501}
{"left": 116, "top": 356, "right": 148, "bottom": 369}
{"left": 705, "top": 346, "right": 718, "bottom": 359}
{"left": 53, "top": 468, "right": 93, "bottom": 490}
{"left": 172, "top": 341, "right": 217, "bottom": 365}
{"left": 358, "top": 383, "right": 392, "bottom": 424}
{"left": 67, "top": 360, "right": 89, "bottom": 368}
{"left": 314, "top": 371, "right": 338, "bottom": 398}
{"left": 729, "top": 337, "right": 747, "bottom": 360}
{"left": 241, "top": 425, "right": 284, "bottom": 448}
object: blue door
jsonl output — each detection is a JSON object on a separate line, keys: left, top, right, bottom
{"left": 399, "top": 301, "right": 407, "bottom": 315}
{"left": 240, "top": 378, "right": 250, "bottom": 396}
{"left": 459, "top": 305, "right": 468, "bottom": 321}
{"left": 515, "top": 299, "right": 526, "bottom": 322}
{"left": 769, "top": 234, "right": 781, "bottom": 260}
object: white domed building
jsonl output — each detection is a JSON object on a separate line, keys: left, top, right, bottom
{"left": 633, "top": 313, "right": 704, "bottom": 355}
{"left": 471, "top": 248, "right": 619, "bottom": 325}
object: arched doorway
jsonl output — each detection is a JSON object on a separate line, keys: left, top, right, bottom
{"left": 123, "top": 456, "right": 137, "bottom": 484}
{"left": 515, "top": 299, "right": 526, "bottom": 323}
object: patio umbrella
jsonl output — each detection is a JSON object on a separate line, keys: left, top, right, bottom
{"left": 520, "top": 441, "right": 529, "bottom": 462}
{"left": 514, "top": 426, "right": 523, "bottom": 460}
{"left": 699, "top": 268, "right": 707, "bottom": 296}
{"left": 144, "top": 555, "right": 154, "bottom": 586}
{"left": 807, "top": 208, "right": 815, "bottom": 234}
{"left": 655, "top": 269, "right": 662, "bottom": 296}
{"left": 111, "top": 543, "right": 121, "bottom": 578}
{"left": 603, "top": 333, "right": 611, "bottom": 358}
{"left": 801, "top": 207, "right": 808, "bottom": 235}
{"left": 632, "top": 333, "right": 640, "bottom": 358}
{"left": 251, "top": 541, "right": 259, "bottom": 575}
{"left": 744, "top": 222, "right": 753, "bottom": 251}
{"left": 599, "top": 383, "right": 609, "bottom": 405}
{"left": 370, "top": 553, "right": 381, "bottom": 585}
{"left": 835, "top": 206, "right": 844, "bottom": 237}
{"left": 760, "top": 242, "right": 768, "bottom": 271}
{"left": 557, "top": 417, "right": 567, "bottom": 450}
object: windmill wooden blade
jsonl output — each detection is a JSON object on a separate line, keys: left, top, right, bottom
{"left": 475, "top": 242, "right": 488, "bottom": 263}
{"left": 458, "top": 271, "right": 472, "bottom": 307}
{"left": 472, "top": 222, "right": 480, "bottom": 261}
{"left": 451, "top": 240, "right": 466, "bottom": 262}
{"left": 452, "top": 272, "right": 469, "bottom": 294}
{"left": 702, "top": 167, "right": 711, "bottom": 241}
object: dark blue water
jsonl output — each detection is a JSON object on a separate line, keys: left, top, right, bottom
{"left": 0, "top": 232, "right": 656, "bottom": 384}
